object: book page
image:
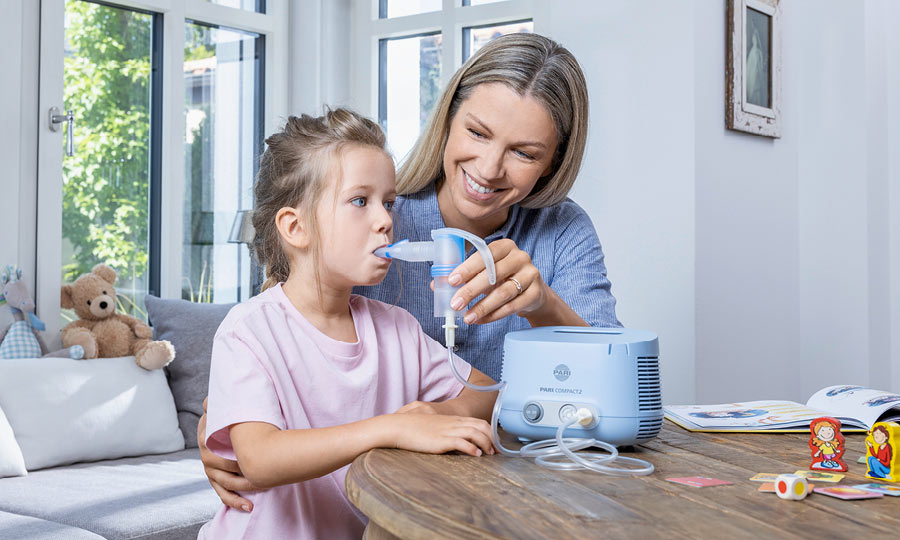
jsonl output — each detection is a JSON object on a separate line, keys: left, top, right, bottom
{"left": 663, "top": 401, "right": 853, "bottom": 431}
{"left": 806, "top": 385, "right": 900, "bottom": 428}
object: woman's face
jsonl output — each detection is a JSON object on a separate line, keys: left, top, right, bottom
{"left": 873, "top": 430, "right": 888, "bottom": 445}
{"left": 437, "top": 83, "right": 558, "bottom": 236}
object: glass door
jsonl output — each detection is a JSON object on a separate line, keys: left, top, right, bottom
{"left": 37, "top": 0, "right": 161, "bottom": 338}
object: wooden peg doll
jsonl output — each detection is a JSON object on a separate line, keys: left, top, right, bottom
{"left": 865, "top": 422, "right": 900, "bottom": 482}
{"left": 809, "top": 417, "right": 847, "bottom": 472}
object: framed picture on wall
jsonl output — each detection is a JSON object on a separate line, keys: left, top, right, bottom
{"left": 726, "top": 0, "right": 782, "bottom": 138}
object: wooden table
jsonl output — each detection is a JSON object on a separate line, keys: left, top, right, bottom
{"left": 346, "top": 421, "right": 900, "bottom": 539}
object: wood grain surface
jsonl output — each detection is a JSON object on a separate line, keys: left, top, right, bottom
{"left": 346, "top": 421, "right": 899, "bottom": 539}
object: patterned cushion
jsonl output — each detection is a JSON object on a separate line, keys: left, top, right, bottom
{"left": 0, "top": 321, "right": 42, "bottom": 359}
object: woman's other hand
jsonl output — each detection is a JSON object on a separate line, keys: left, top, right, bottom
{"left": 447, "top": 238, "right": 587, "bottom": 327}
{"left": 198, "top": 397, "right": 260, "bottom": 512}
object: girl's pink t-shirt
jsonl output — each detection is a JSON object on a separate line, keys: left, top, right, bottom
{"left": 199, "top": 284, "right": 470, "bottom": 540}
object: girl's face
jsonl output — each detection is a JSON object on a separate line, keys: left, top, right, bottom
{"left": 874, "top": 430, "right": 888, "bottom": 445}
{"left": 817, "top": 425, "right": 835, "bottom": 441}
{"left": 316, "top": 145, "right": 396, "bottom": 288}
{"left": 438, "top": 83, "right": 558, "bottom": 236}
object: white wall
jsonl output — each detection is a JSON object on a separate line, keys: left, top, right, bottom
{"left": 693, "top": 0, "right": 900, "bottom": 403}
{"left": 546, "top": 0, "right": 697, "bottom": 405}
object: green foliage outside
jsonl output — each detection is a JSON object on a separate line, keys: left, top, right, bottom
{"left": 62, "top": 0, "right": 151, "bottom": 302}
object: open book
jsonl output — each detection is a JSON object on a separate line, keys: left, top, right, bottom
{"left": 664, "top": 385, "right": 900, "bottom": 433}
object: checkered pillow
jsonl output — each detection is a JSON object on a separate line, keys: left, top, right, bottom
{"left": 0, "top": 321, "right": 42, "bottom": 359}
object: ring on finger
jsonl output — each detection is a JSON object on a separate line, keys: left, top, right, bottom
{"left": 507, "top": 276, "right": 524, "bottom": 295}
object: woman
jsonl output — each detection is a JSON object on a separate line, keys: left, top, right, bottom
{"left": 201, "top": 32, "right": 620, "bottom": 511}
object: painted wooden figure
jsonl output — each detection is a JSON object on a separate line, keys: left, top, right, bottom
{"left": 809, "top": 416, "right": 847, "bottom": 472}
{"left": 865, "top": 421, "right": 900, "bottom": 482}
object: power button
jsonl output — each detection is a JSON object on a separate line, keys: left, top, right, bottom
{"left": 523, "top": 402, "right": 543, "bottom": 422}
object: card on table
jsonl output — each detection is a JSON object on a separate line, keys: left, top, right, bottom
{"left": 750, "top": 473, "right": 781, "bottom": 482}
{"left": 858, "top": 455, "right": 866, "bottom": 464}
{"left": 813, "top": 486, "right": 884, "bottom": 500}
{"left": 852, "top": 483, "right": 900, "bottom": 496}
{"left": 793, "top": 470, "right": 844, "bottom": 482}
{"left": 666, "top": 477, "right": 733, "bottom": 488}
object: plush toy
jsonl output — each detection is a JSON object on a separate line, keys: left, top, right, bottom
{"left": 60, "top": 264, "right": 175, "bottom": 370}
{"left": 0, "top": 265, "right": 85, "bottom": 359}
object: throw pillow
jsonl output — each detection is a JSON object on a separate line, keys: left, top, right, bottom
{"left": 0, "top": 356, "right": 184, "bottom": 471}
{"left": 144, "top": 296, "right": 235, "bottom": 448}
{"left": 0, "top": 405, "right": 26, "bottom": 478}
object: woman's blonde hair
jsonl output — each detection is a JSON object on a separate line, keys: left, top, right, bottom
{"left": 253, "top": 108, "right": 386, "bottom": 292}
{"left": 397, "top": 33, "right": 589, "bottom": 208}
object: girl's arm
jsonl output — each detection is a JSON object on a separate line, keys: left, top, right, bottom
{"left": 397, "top": 367, "right": 497, "bottom": 421}
{"left": 229, "top": 413, "right": 494, "bottom": 489}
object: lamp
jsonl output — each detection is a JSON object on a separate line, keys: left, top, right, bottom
{"left": 228, "top": 210, "right": 255, "bottom": 244}
{"left": 229, "top": 210, "right": 261, "bottom": 297}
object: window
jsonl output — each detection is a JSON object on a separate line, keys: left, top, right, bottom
{"left": 183, "top": 23, "right": 264, "bottom": 303}
{"left": 38, "top": 0, "right": 286, "bottom": 331}
{"left": 61, "top": 1, "right": 158, "bottom": 322}
{"left": 355, "top": 0, "right": 537, "bottom": 162}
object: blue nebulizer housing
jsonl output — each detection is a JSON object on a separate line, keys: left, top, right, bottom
{"left": 498, "top": 327, "right": 663, "bottom": 447}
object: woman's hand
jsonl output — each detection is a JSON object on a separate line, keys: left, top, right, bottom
{"left": 387, "top": 413, "right": 495, "bottom": 456}
{"left": 198, "top": 397, "right": 260, "bottom": 512}
{"left": 446, "top": 238, "right": 587, "bottom": 327}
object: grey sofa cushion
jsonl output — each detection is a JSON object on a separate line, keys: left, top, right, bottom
{"left": 144, "top": 296, "right": 235, "bottom": 448}
{"left": 0, "top": 510, "right": 106, "bottom": 540}
{"left": 0, "top": 449, "right": 219, "bottom": 540}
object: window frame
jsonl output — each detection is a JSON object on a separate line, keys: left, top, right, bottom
{"left": 351, "top": 0, "right": 544, "bottom": 123}
{"left": 35, "top": 0, "right": 287, "bottom": 326}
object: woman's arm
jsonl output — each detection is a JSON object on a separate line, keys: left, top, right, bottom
{"left": 396, "top": 367, "right": 498, "bottom": 421}
{"left": 229, "top": 413, "right": 495, "bottom": 489}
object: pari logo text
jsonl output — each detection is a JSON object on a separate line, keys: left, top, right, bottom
{"left": 553, "top": 364, "right": 571, "bottom": 382}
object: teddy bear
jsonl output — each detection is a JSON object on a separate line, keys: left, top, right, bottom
{"left": 60, "top": 264, "right": 175, "bottom": 370}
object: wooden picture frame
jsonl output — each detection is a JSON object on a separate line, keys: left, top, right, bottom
{"left": 726, "top": 0, "right": 782, "bottom": 138}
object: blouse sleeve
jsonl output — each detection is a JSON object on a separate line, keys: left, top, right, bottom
{"left": 205, "top": 329, "right": 285, "bottom": 460}
{"left": 549, "top": 202, "right": 622, "bottom": 328}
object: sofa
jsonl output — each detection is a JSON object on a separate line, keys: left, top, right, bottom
{"left": 0, "top": 297, "right": 234, "bottom": 540}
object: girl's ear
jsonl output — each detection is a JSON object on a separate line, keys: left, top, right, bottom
{"left": 275, "top": 206, "right": 311, "bottom": 250}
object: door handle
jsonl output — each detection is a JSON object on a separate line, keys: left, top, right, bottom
{"left": 49, "top": 106, "right": 75, "bottom": 157}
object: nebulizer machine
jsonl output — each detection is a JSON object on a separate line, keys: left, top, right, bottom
{"left": 376, "top": 228, "right": 658, "bottom": 476}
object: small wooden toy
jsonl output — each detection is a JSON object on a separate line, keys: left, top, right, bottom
{"left": 809, "top": 417, "right": 847, "bottom": 472}
{"left": 775, "top": 474, "right": 809, "bottom": 501}
{"left": 865, "top": 421, "right": 900, "bottom": 482}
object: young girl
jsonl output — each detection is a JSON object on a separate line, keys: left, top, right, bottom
{"left": 199, "top": 109, "right": 497, "bottom": 540}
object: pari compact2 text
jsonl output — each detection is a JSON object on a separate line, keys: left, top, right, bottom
{"left": 376, "top": 229, "right": 656, "bottom": 476}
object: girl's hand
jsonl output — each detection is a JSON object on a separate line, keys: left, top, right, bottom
{"left": 388, "top": 413, "right": 495, "bottom": 456}
{"left": 446, "top": 238, "right": 587, "bottom": 327}
{"left": 198, "top": 397, "right": 260, "bottom": 512}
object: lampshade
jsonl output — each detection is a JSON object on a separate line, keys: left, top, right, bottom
{"left": 228, "top": 210, "right": 255, "bottom": 244}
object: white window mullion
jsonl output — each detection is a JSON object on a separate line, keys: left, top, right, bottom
{"left": 159, "top": 2, "right": 186, "bottom": 298}
{"left": 442, "top": 0, "right": 456, "bottom": 87}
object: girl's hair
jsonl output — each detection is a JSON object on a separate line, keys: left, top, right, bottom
{"left": 397, "top": 33, "right": 589, "bottom": 208}
{"left": 253, "top": 108, "right": 386, "bottom": 292}
{"left": 811, "top": 420, "right": 839, "bottom": 446}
